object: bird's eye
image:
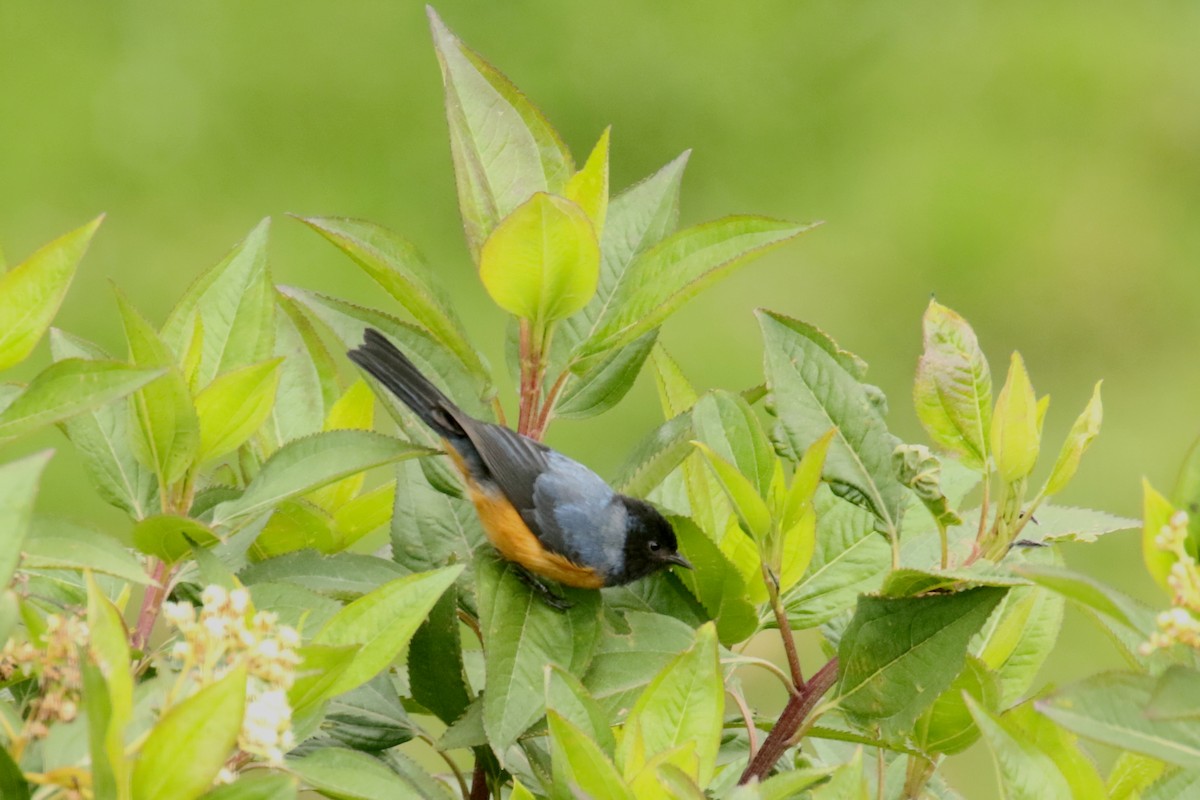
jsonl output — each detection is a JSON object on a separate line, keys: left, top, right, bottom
{"left": 648, "top": 540, "right": 661, "bottom": 552}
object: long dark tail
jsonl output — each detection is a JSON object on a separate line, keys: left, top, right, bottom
{"left": 347, "top": 329, "right": 465, "bottom": 439}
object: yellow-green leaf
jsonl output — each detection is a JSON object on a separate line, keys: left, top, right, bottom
{"left": 990, "top": 352, "right": 1040, "bottom": 483}
{"left": 195, "top": 358, "right": 283, "bottom": 463}
{"left": 86, "top": 572, "right": 133, "bottom": 799}
{"left": 0, "top": 217, "right": 101, "bottom": 371}
{"left": 132, "top": 515, "right": 219, "bottom": 564}
{"left": 1043, "top": 381, "right": 1102, "bottom": 497}
{"left": 692, "top": 441, "right": 772, "bottom": 540}
{"left": 778, "top": 427, "right": 835, "bottom": 590}
{"left": 307, "top": 380, "right": 375, "bottom": 511}
{"left": 1143, "top": 480, "right": 1178, "bottom": 594}
{"left": 564, "top": 127, "right": 610, "bottom": 236}
{"left": 479, "top": 192, "right": 600, "bottom": 322}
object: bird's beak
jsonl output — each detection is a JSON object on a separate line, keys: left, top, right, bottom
{"left": 663, "top": 552, "right": 694, "bottom": 570}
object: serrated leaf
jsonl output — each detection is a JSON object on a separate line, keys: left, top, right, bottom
{"left": 693, "top": 441, "right": 771, "bottom": 540}
{"left": 990, "top": 352, "right": 1040, "bottom": 483}
{"left": 670, "top": 516, "right": 758, "bottom": 645}
{"left": 195, "top": 358, "right": 282, "bottom": 463}
{"left": 0, "top": 450, "right": 52, "bottom": 588}
{"left": 248, "top": 581, "right": 340, "bottom": 634}
{"left": 1013, "top": 563, "right": 1155, "bottom": 636}
{"left": 24, "top": 517, "right": 150, "bottom": 584}
{"left": 1146, "top": 666, "right": 1200, "bottom": 721}
{"left": 251, "top": 499, "right": 337, "bottom": 559}
{"left": 546, "top": 663, "right": 616, "bottom": 756}
{"left": 837, "top": 587, "right": 1006, "bottom": 735}
{"left": 692, "top": 390, "right": 775, "bottom": 498}
{"left": 0, "top": 359, "right": 161, "bottom": 442}
{"left": 965, "top": 696, "right": 1074, "bottom": 800}
{"left": 1143, "top": 480, "right": 1178, "bottom": 595}
{"left": 617, "top": 623, "right": 722, "bottom": 786}
{"left": 391, "top": 459, "right": 485, "bottom": 573}
{"left": 132, "top": 665, "right": 246, "bottom": 800}
{"left": 132, "top": 514, "right": 219, "bottom": 564}
{"left": 759, "top": 310, "right": 905, "bottom": 539}
{"left": 581, "top": 218, "right": 816, "bottom": 357}
{"left": 1107, "top": 753, "right": 1166, "bottom": 800}
{"left": 1015, "top": 504, "right": 1138, "bottom": 544}
{"left": 49, "top": 329, "right": 156, "bottom": 518}
{"left": 480, "top": 192, "right": 600, "bottom": 322}
{"left": 778, "top": 428, "right": 835, "bottom": 590}
{"left": 324, "top": 674, "right": 416, "bottom": 751}
{"left": 554, "top": 329, "right": 656, "bottom": 420}
{"left": 582, "top": 611, "right": 700, "bottom": 719}
{"left": 429, "top": 8, "right": 573, "bottom": 261}
{"left": 331, "top": 481, "right": 395, "bottom": 551}
{"left": 564, "top": 128, "right": 610, "bottom": 235}
{"left": 478, "top": 555, "right": 601, "bottom": 757}
{"left": 612, "top": 411, "right": 695, "bottom": 498}
{"left": 1144, "top": 770, "right": 1200, "bottom": 800}
{"left": 265, "top": 291, "right": 341, "bottom": 450}
{"left": 239, "top": 550, "right": 406, "bottom": 600}
{"left": 0, "top": 216, "right": 100, "bottom": 371}
{"left": 914, "top": 655, "right": 999, "bottom": 755}
{"left": 288, "top": 747, "right": 453, "bottom": 800}
{"left": 547, "top": 711, "right": 634, "bottom": 800}
{"left": 1043, "top": 381, "right": 1102, "bottom": 496}
{"left": 297, "top": 216, "right": 488, "bottom": 384}
{"left": 288, "top": 642, "right": 360, "bottom": 714}
{"left": 160, "top": 219, "right": 274, "bottom": 388}
{"left": 306, "top": 380, "right": 376, "bottom": 513}
{"left": 312, "top": 564, "right": 463, "bottom": 697}
{"left": 913, "top": 300, "right": 992, "bottom": 470}
{"left": 408, "top": 584, "right": 471, "bottom": 726}
{"left": 198, "top": 774, "right": 298, "bottom": 800}
{"left": 976, "top": 585, "right": 1065, "bottom": 707}
{"left": 210, "top": 430, "right": 431, "bottom": 527}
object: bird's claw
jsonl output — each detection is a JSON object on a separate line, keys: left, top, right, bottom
{"left": 514, "top": 566, "right": 573, "bottom": 611}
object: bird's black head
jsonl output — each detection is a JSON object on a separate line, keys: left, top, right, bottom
{"left": 614, "top": 496, "right": 693, "bottom": 585}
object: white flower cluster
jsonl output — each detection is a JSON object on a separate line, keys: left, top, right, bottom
{"left": 1142, "top": 511, "right": 1200, "bottom": 654}
{"left": 0, "top": 613, "right": 89, "bottom": 738}
{"left": 163, "top": 586, "right": 301, "bottom": 767}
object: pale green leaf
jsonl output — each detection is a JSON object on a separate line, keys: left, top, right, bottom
{"left": 0, "top": 451, "right": 52, "bottom": 587}
{"left": 480, "top": 192, "right": 600, "bottom": 322}
{"left": 288, "top": 747, "right": 454, "bottom": 800}
{"left": 1014, "top": 563, "right": 1156, "bottom": 636}
{"left": 670, "top": 516, "right": 759, "bottom": 646}
{"left": 1015, "top": 504, "right": 1138, "bottom": 544}
{"left": 554, "top": 329, "right": 656, "bottom": 420}
{"left": 693, "top": 441, "right": 772, "bottom": 540}
{"left": 210, "top": 430, "right": 432, "bottom": 527}
{"left": 582, "top": 611, "right": 700, "bottom": 719}
{"left": 0, "top": 359, "right": 161, "bottom": 442}
{"left": 692, "top": 390, "right": 775, "bottom": 498}
{"left": 24, "top": 517, "right": 150, "bottom": 584}
{"left": 548, "top": 711, "right": 635, "bottom": 800}
{"left": 1107, "top": 752, "right": 1166, "bottom": 800}
{"left": 288, "top": 642, "right": 360, "bottom": 714}
{"left": 546, "top": 664, "right": 616, "bottom": 756}
{"left": 390, "top": 459, "right": 484, "bottom": 574}
{"left": 1043, "top": 381, "right": 1102, "bottom": 496}
{"left": 564, "top": 127, "right": 610, "bottom": 235}
{"left": 990, "top": 352, "right": 1040, "bottom": 483}
{"left": 0, "top": 216, "right": 101, "bottom": 371}
{"left": 251, "top": 499, "right": 337, "bottom": 559}
{"left": 160, "top": 219, "right": 274, "bottom": 388}
{"left": 238, "top": 550, "right": 406, "bottom": 600}
{"left": 612, "top": 411, "right": 694, "bottom": 498}
{"left": 617, "top": 622, "right": 723, "bottom": 786}
{"left": 132, "top": 514, "right": 218, "bottom": 564}
{"left": 810, "top": 749, "right": 869, "bottom": 800}
{"left": 312, "top": 564, "right": 463, "bottom": 697}
{"left": 965, "top": 696, "right": 1073, "bottom": 800}
{"left": 1147, "top": 666, "right": 1200, "bottom": 721}
{"left": 131, "top": 665, "right": 246, "bottom": 800}
{"left": 306, "top": 380, "right": 376, "bottom": 512}
{"left": 331, "top": 481, "right": 395, "bottom": 551}
{"left": 976, "top": 586, "right": 1065, "bottom": 707}
{"left": 198, "top": 774, "right": 298, "bottom": 800}
{"left": 428, "top": 8, "right": 573, "bottom": 260}
{"left": 582, "top": 218, "right": 816, "bottom": 357}
{"left": 265, "top": 291, "right": 341, "bottom": 450}
{"left": 1144, "top": 770, "right": 1200, "bottom": 800}
{"left": 913, "top": 299, "right": 992, "bottom": 470}
{"left": 759, "top": 310, "right": 905, "bottom": 539}
{"left": 195, "top": 358, "right": 282, "bottom": 463}
{"left": 478, "top": 555, "right": 602, "bottom": 756}
{"left": 837, "top": 587, "right": 1006, "bottom": 734}
{"left": 913, "top": 656, "right": 999, "bottom": 755}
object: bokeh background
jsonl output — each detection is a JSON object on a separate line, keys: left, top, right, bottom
{"left": 3, "top": 2, "right": 1198, "bottom": 795}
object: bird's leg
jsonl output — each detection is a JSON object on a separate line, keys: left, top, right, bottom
{"left": 513, "top": 566, "right": 573, "bottom": 611}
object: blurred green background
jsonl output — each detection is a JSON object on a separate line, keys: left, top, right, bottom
{"left": 3, "top": 1, "right": 1198, "bottom": 794}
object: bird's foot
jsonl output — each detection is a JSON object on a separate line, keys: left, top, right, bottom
{"left": 514, "top": 566, "right": 573, "bottom": 611}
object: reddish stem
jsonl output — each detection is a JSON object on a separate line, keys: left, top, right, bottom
{"left": 738, "top": 658, "right": 839, "bottom": 784}
{"left": 132, "top": 559, "right": 170, "bottom": 650}
{"left": 469, "top": 760, "right": 489, "bottom": 800}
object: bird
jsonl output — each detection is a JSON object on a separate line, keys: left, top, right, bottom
{"left": 348, "top": 328, "right": 692, "bottom": 607}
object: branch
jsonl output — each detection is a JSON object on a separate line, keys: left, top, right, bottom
{"left": 738, "top": 657, "right": 838, "bottom": 784}
{"left": 763, "top": 563, "right": 804, "bottom": 688}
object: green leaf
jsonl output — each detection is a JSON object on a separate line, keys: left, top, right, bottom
{"left": 251, "top": 499, "right": 337, "bottom": 559}
{"left": 132, "top": 514, "right": 219, "bottom": 564}
{"left": 547, "top": 711, "right": 634, "bottom": 800}
{"left": 1143, "top": 480, "right": 1178, "bottom": 595}
{"left": 965, "top": 696, "right": 1073, "bottom": 800}
{"left": 86, "top": 571, "right": 133, "bottom": 799}
{"left": 331, "top": 481, "right": 395, "bottom": 551}
{"left": 0, "top": 359, "right": 161, "bottom": 443}
{"left": 810, "top": 749, "right": 869, "bottom": 800}
{"left": 49, "top": 329, "right": 157, "bottom": 518}
{"left": 408, "top": 584, "right": 471, "bottom": 726}
{"left": 198, "top": 774, "right": 298, "bottom": 800}
{"left": 1147, "top": 666, "right": 1200, "bottom": 721}
{"left": 160, "top": 219, "right": 275, "bottom": 389}
{"left": 305, "top": 380, "right": 376, "bottom": 513}
{"left": 582, "top": 611, "right": 700, "bottom": 719}
{"left": 312, "top": 564, "right": 463, "bottom": 696}
{"left": 837, "top": 587, "right": 1007, "bottom": 735}
{"left": 132, "top": 665, "right": 247, "bottom": 800}
{"left": 670, "top": 516, "right": 759, "bottom": 645}
{"left": 296, "top": 216, "right": 489, "bottom": 385}
{"left": 288, "top": 642, "right": 360, "bottom": 714}
{"left": 115, "top": 290, "right": 200, "bottom": 486}
{"left": 693, "top": 441, "right": 772, "bottom": 540}
{"left": 612, "top": 410, "right": 695, "bottom": 498}
{"left": 990, "top": 352, "right": 1040, "bottom": 483}
{"left": 692, "top": 390, "right": 775, "bottom": 498}
{"left": 784, "top": 489, "right": 891, "bottom": 629}
{"left": 564, "top": 128, "right": 610, "bottom": 235}
{"left": 239, "top": 550, "right": 406, "bottom": 600}
{"left": 913, "top": 299, "right": 993, "bottom": 470}
{"left": 0, "top": 747, "right": 29, "bottom": 800}
{"left": 759, "top": 310, "right": 905, "bottom": 539}
{"left": 1043, "top": 381, "right": 1102, "bottom": 496}
{"left": 745, "top": 768, "right": 836, "bottom": 800}
{"left": 324, "top": 674, "right": 416, "bottom": 751}
{"left": 479, "top": 192, "right": 600, "bottom": 322}
{"left": 0, "top": 216, "right": 101, "bottom": 371}
{"left": 478, "top": 555, "right": 602, "bottom": 756}
{"left": 1107, "top": 753, "right": 1167, "bottom": 800}
{"left": 546, "top": 664, "right": 616, "bottom": 756}
{"left": 914, "top": 655, "right": 999, "bottom": 755}
{"left": 1039, "top": 672, "right": 1200, "bottom": 768}
{"left": 248, "top": 581, "right": 340, "bottom": 635}
{"left": 265, "top": 291, "right": 341, "bottom": 450}
{"left": 617, "top": 623, "right": 723, "bottom": 786}
{"left": 976, "top": 586, "right": 1065, "bottom": 708}
{"left": 554, "top": 330, "right": 657, "bottom": 420}
{"left": 1013, "top": 504, "right": 1138, "bottom": 545}
{"left": 1145, "top": 770, "right": 1200, "bottom": 800}
{"left": 0, "top": 450, "right": 52, "bottom": 587}
{"left": 778, "top": 427, "right": 835, "bottom": 590}
{"left": 428, "top": 7, "right": 573, "bottom": 260}
{"left": 1013, "top": 563, "right": 1155, "bottom": 636}
{"left": 391, "top": 459, "right": 485, "bottom": 574}
{"left": 210, "top": 430, "right": 432, "bottom": 528}
{"left": 893, "top": 444, "right": 963, "bottom": 529}
{"left": 24, "top": 517, "right": 150, "bottom": 584}
{"left": 288, "top": 747, "right": 454, "bottom": 800}
{"left": 582, "top": 218, "right": 816, "bottom": 357}
{"left": 195, "top": 358, "right": 283, "bottom": 463}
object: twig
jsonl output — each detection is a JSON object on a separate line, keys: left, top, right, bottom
{"left": 738, "top": 658, "right": 839, "bottom": 784}
{"left": 531, "top": 368, "right": 571, "bottom": 439}
{"left": 763, "top": 563, "right": 804, "bottom": 688}
{"left": 132, "top": 559, "right": 169, "bottom": 651}
{"left": 728, "top": 686, "right": 760, "bottom": 762}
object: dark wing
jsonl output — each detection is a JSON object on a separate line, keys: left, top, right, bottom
{"left": 460, "top": 420, "right": 552, "bottom": 518}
